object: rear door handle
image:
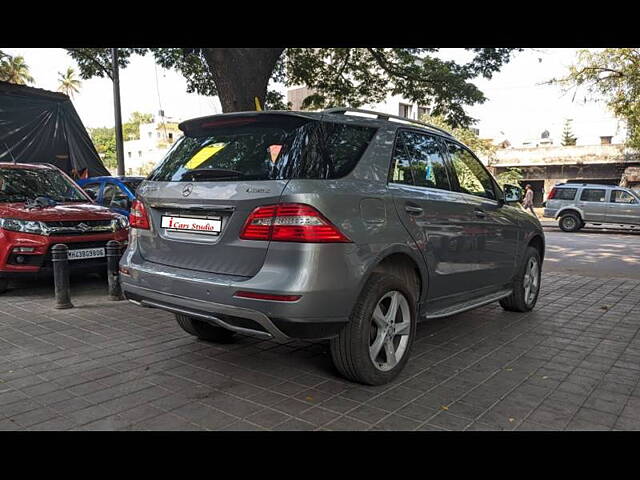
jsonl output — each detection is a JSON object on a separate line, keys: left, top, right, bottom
{"left": 405, "top": 205, "right": 423, "bottom": 215}
{"left": 474, "top": 209, "right": 486, "bottom": 218}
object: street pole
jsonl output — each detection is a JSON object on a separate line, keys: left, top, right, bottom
{"left": 112, "top": 48, "right": 125, "bottom": 176}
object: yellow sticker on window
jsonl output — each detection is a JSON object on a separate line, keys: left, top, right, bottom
{"left": 184, "top": 143, "right": 226, "bottom": 170}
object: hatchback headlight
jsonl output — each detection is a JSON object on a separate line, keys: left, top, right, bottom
{"left": 0, "top": 218, "right": 46, "bottom": 235}
{"left": 112, "top": 215, "right": 129, "bottom": 231}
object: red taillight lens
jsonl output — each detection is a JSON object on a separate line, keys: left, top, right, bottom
{"left": 234, "top": 291, "right": 301, "bottom": 302}
{"left": 129, "top": 199, "right": 150, "bottom": 229}
{"left": 240, "top": 203, "right": 351, "bottom": 243}
{"left": 547, "top": 188, "right": 557, "bottom": 200}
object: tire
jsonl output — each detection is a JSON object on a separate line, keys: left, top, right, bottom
{"left": 500, "top": 246, "right": 542, "bottom": 312}
{"left": 330, "top": 273, "right": 417, "bottom": 386}
{"left": 175, "top": 314, "right": 236, "bottom": 343}
{"left": 0, "top": 279, "right": 7, "bottom": 294}
{"left": 559, "top": 213, "right": 582, "bottom": 232}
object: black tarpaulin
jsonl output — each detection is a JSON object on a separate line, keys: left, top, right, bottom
{"left": 0, "top": 81, "right": 109, "bottom": 178}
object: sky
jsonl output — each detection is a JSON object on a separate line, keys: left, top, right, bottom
{"left": 0, "top": 47, "right": 623, "bottom": 147}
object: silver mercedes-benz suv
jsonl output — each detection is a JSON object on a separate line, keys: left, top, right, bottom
{"left": 120, "top": 108, "right": 545, "bottom": 385}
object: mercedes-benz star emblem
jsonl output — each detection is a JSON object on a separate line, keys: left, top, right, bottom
{"left": 182, "top": 184, "right": 193, "bottom": 197}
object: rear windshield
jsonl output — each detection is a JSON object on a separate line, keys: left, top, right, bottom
{"left": 148, "top": 118, "right": 377, "bottom": 182}
{"left": 0, "top": 167, "right": 88, "bottom": 203}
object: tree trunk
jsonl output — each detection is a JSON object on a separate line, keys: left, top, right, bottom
{"left": 202, "top": 48, "right": 285, "bottom": 113}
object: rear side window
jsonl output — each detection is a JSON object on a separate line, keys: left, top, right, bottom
{"left": 148, "top": 117, "right": 376, "bottom": 182}
{"left": 554, "top": 188, "right": 577, "bottom": 200}
{"left": 390, "top": 131, "right": 450, "bottom": 191}
{"left": 580, "top": 188, "right": 606, "bottom": 202}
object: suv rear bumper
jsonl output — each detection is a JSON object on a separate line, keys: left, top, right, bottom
{"left": 120, "top": 241, "right": 361, "bottom": 341}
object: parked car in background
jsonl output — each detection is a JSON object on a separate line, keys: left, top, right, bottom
{"left": 543, "top": 183, "right": 640, "bottom": 232}
{"left": 77, "top": 176, "right": 144, "bottom": 216}
{"left": 0, "top": 163, "right": 129, "bottom": 293}
{"left": 120, "top": 108, "right": 544, "bottom": 386}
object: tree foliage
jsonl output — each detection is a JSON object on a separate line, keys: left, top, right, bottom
{"left": 552, "top": 48, "right": 640, "bottom": 149}
{"left": 561, "top": 119, "right": 577, "bottom": 146}
{"left": 419, "top": 113, "right": 497, "bottom": 160}
{"left": 88, "top": 111, "right": 153, "bottom": 168}
{"left": 496, "top": 168, "right": 524, "bottom": 187}
{"left": 57, "top": 67, "right": 81, "bottom": 98}
{"left": 0, "top": 51, "right": 34, "bottom": 85}
{"left": 65, "top": 48, "right": 521, "bottom": 127}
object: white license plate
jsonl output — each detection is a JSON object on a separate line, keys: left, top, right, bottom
{"left": 161, "top": 215, "right": 221, "bottom": 235}
{"left": 68, "top": 247, "right": 106, "bottom": 260}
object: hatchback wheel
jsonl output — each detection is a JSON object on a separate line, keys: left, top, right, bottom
{"left": 330, "top": 273, "right": 417, "bottom": 385}
{"left": 559, "top": 213, "right": 582, "bottom": 232}
{"left": 175, "top": 314, "right": 236, "bottom": 343}
{"left": 500, "top": 246, "right": 541, "bottom": 312}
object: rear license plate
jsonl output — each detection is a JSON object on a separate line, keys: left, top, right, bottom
{"left": 161, "top": 215, "right": 221, "bottom": 235}
{"left": 68, "top": 247, "right": 106, "bottom": 260}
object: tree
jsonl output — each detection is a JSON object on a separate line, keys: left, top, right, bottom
{"left": 551, "top": 48, "right": 640, "bottom": 149}
{"left": 88, "top": 112, "right": 154, "bottom": 169}
{"left": 66, "top": 48, "right": 521, "bottom": 127}
{"left": 88, "top": 126, "right": 117, "bottom": 170}
{"left": 561, "top": 119, "right": 577, "bottom": 146}
{"left": 0, "top": 53, "right": 34, "bottom": 85}
{"left": 123, "top": 111, "right": 153, "bottom": 140}
{"left": 496, "top": 168, "right": 524, "bottom": 188}
{"left": 57, "top": 67, "right": 82, "bottom": 98}
{"left": 419, "top": 113, "right": 497, "bottom": 160}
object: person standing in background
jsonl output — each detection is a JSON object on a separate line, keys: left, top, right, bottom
{"left": 523, "top": 184, "right": 536, "bottom": 216}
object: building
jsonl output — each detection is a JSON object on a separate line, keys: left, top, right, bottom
{"left": 120, "top": 117, "right": 183, "bottom": 175}
{"left": 286, "top": 86, "right": 430, "bottom": 121}
{"left": 488, "top": 143, "right": 640, "bottom": 207}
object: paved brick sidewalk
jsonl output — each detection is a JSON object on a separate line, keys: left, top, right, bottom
{"left": 1, "top": 272, "right": 640, "bottom": 431}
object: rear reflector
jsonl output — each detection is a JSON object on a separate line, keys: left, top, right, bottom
{"left": 234, "top": 291, "right": 301, "bottom": 302}
{"left": 129, "top": 199, "right": 150, "bottom": 229}
{"left": 240, "top": 203, "right": 351, "bottom": 243}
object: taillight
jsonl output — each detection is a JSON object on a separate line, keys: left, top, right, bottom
{"left": 129, "top": 199, "right": 150, "bottom": 229}
{"left": 240, "top": 203, "right": 351, "bottom": 243}
{"left": 547, "top": 188, "right": 557, "bottom": 200}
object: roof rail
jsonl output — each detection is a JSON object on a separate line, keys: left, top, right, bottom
{"left": 323, "top": 107, "right": 454, "bottom": 137}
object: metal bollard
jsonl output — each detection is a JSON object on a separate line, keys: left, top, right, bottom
{"left": 51, "top": 244, "right": 73, "bottom": 309}
{"left": 106, "top": 240, "right": 124, "bottom": 301}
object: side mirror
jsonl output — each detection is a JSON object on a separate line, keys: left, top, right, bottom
{"left": 503, "top": 184, "right": 523, "bottom": 204}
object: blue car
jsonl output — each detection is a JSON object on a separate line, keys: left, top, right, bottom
{"left": 77, "top": 176, "right": 144, "bottom": 216}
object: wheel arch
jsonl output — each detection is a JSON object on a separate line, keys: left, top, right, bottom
{"left": 555, "top": 207, "right": 584, "bottom": 221}
{"left": 527, "top": 234, "right": 545, "bottom": 263}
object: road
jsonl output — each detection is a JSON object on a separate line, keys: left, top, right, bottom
{"left": 543, "top": 226, "right": 640, "bottom": 279}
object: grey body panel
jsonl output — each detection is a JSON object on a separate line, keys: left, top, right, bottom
{"left": 121, "top": 111, "right": 544, "bottom": 341}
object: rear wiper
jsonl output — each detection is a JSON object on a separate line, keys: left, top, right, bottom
{"left": 181, "top": 168, "right": 244, "bottom": 181}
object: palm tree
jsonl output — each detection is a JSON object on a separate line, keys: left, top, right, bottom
{"left": 57, "top": 67, "right": 81, "bottom": 98}
{"left": 0, "top": 55, "right": 35, "bottom": 85}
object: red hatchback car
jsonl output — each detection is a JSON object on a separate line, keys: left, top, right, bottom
{"left": 0, "top": 163, "right": 129, "bottom": 292}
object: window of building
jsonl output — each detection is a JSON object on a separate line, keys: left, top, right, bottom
{"left": 417, "top": 106, "right": 429, "bottom": 119}
{"left": 600, "top": 136, "right": 612, "bottom": 145}
{"left": 580, "top": 188, "right": 606, "bottom": 202}
{"left": 398, "top": 103, "right": 412, "bottom": 119}
{"left": 138, "top": 151, "right": 142, "bottom": 158}
{"left": 127, "top": 151, "right": 131, "bottom": 158}
{"left": 148, "top": 132, "right": 152, "bottom": 139}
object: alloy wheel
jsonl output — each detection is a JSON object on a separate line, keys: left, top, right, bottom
{"left": 369, "top": 291, "right": 411, "bottom": 372}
